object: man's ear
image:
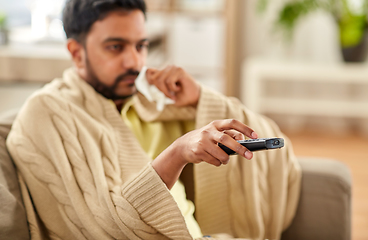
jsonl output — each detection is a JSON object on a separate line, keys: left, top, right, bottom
{"left": 67, "top": 38, "right": 86, "bottom": 70}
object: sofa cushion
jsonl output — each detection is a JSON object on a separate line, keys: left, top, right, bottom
{"left": 0, "top": 109, "right": 29, "bottom": 240}
{"left": 281, "top": 157, "right": 352, "bottom": 240}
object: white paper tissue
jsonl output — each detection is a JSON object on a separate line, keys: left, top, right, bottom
{"left": 135, "top": 66, "right": 175, "bottom": 111}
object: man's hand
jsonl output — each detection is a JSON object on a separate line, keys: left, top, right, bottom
{"left": 146, "top": 65, "right": 201, "bottom": 107}
{"left": 152, "top": 119, "right": 258, "bottom": 189}
{"left": 172, "top": 119, "right": 258, "bottom": 165}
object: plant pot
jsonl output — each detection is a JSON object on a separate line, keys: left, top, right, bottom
{"left": 340, "top": 27, "right": 368, "bottom": 62}
{"left": 0, "top": 28, "right": 8, "bottom": 45}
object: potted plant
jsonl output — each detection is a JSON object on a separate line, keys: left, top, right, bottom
{"left": 0, "top": 12, "right": 8, "bottom": 45}
{"left": 258, "top": 0, "right": 368, "bottom": 62}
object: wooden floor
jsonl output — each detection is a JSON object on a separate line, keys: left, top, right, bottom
{"left": 285, "top": 131, "right": 368, "bottom": 240}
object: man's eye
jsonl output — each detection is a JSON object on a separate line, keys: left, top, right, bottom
{"left": 107, "top": 44, "right": 123, "bottom": 51}
{"left": 136, "top": 43, "right": 148, "bottom": 51}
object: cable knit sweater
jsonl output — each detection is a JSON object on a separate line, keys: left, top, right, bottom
{"left": 6, "top": 68, "right": 301, "bottom": 240}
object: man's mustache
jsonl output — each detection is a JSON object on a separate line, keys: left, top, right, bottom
{"left": 111, "top": 69, "right": 140, "bottom": 89}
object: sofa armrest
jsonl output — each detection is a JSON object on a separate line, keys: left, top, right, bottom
{"left": 0, "top": 110, "right": 30, "bottom": 240}
{"left": 281, "top": 157, "right": 352, "bottom": 240}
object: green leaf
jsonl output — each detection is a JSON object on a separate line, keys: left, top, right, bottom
{"left": 262, "top": 0, "right": 367, "bottom": 43}
{"left": 339, "top": 14, "right": 367, "bottom": 47}
{"left": 276, "top": 0, "right": 321, "bottom": 39}
{"left": 257, "top": 0, "right": 270, "bottom": 13}
{"left": 0, "top": 12, "right": 6, "bottom": 29}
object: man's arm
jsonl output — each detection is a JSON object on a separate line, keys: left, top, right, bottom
{"left": 6, "top": 93, "right": 193, "bottom": 239}
{"left": 146, "top": 66, "right": 259, "bottom": 189}
{"left": 146, "top": 65, "right": 301, "bottom": 238}
{"left": 152, "top": 119, "right": 258, "bottom": 189}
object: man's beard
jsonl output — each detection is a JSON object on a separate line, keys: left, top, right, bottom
{"left": 85, "top": 58, "right": 140, "bottom": 101}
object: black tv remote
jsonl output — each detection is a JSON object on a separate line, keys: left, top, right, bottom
{"left": 218, "top": 138, "right": 284, "bottom": 155}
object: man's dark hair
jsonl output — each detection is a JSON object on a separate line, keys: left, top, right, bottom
{"left": 63, "top": 0, "right": 146, "bottom": 43}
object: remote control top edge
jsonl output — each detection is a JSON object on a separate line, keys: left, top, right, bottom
{"left": 219, "top": 138, "right": 284, "bottom": 155}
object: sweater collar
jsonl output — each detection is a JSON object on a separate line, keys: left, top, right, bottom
{"left": 62, "top": 67, "right": 195, "bottom": 122}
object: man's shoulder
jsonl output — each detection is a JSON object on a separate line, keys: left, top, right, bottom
{"left": 25, "top": 80, "right": 70, "bottom": 111}
{"left": 6, "top": 81, "right": 72, "bottom": 147}
{"left": 24, "top": 68, "right": 95, "bottom": 114}
{"left": 12, "top": 74, "right": 85, "bottom": 128}
{"left": 15, "top": 70, "right": 110, "bottom": 129}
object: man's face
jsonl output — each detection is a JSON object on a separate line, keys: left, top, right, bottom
{"left": 83, "top": 10, "right": 148, "bottom": 100}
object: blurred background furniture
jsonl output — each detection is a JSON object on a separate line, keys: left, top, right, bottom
{"left": 0, "top": 110, "right": 352, "bottom": 240}
{"left": 241, "top": 58, "right": 368, "bottom": 118}
{"left": 0, "top": 42, "right": 71, "bottom": 83}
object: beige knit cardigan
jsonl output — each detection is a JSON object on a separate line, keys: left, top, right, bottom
{"left": 6, "top": 68, "right": 301, "bottom": 240}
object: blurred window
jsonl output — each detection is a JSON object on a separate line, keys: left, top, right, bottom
{"left": 0, "top": 0, "right": 31, "bottom": 27}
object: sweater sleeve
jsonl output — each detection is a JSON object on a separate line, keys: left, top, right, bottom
{"left": 193, "top": 86, "right": 301, "bottom": 239}
{"left": 6, "top": 93, "right": 192, "bottom": 240}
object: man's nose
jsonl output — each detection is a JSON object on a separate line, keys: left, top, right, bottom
{"left": 121, "top": 46, "right": 141, "bottom": 69}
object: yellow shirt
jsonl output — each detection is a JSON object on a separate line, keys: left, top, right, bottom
{"left": 121, "top": 99, "right": 203, "bottom": 238}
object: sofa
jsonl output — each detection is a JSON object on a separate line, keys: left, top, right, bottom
{"left": 0, "top": 109, "right": 352, "bottom": 240}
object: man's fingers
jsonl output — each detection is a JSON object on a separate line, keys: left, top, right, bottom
{"left": 223, "top": 130, "right": 245, "bottom": 141}
{"left": 190, "top": 135, "right": 231, "bottom": 166}
{"left": 203, "top": 152, "right": 223, "bottom": 167}
{"left": 192, "top": 148, "right": 223, "bottom": 167}
{"left": 212, "top": 119, "right": 258, "bottom": 140}
{"left": 214, "top": 131, "right": 253, "bottom": 159}
{"left": 146, "top": 68, "right": 158, "bottom": 84}
{"left": 150, "top": 67, "right": 175, "bottom": 99}
{"left": 147, "top": 66, "right": 182, "bottom": 100}
{"left": 146, "top": 65, "right": 200, "bottom": 107}
{"left": 207, "top": 146, "right": 231, "bottom": 165}
{"left": 166, "top": 71, "right": 181, "bottom": 94}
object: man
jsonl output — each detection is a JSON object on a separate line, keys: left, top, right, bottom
{"left": 6, "top": 0, "right": 301, "bottom": 239}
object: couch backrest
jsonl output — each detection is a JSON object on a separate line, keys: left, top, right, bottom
{"left": 0, "top": 110, "right": 30, "bottom": 240}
